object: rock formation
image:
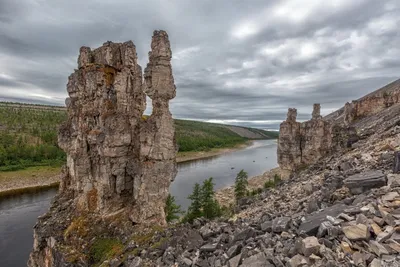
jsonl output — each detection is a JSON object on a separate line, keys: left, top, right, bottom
{"left": 28, "top": 30, "right": 176, "bottom": 266}
{"left": 277, "top": 104, "right": 333, "bottom": 171}
{"left": 276, "top": 108, "right": 302, "bottom": 170}
{"left": 58, "top": 30, "right": 176, "bottom": 225}
{"left": 326, "top": 79, "right": 400, "bottom": 125}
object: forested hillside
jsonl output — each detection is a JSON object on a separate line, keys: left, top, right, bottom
{"left": 0, "top": 102, "right": 277, "bottom": 171}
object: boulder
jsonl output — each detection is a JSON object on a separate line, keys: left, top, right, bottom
{"left": 369, "top": 240, "right": 389, "bottom": 256}
{"left": 200, "top": 242, "right": 219, "bottom": 252}
{"left": 288, "top": 254, "right": 308, "bottom": 267}
{"left": 240, "top": 253, "right": 272, "bottom": 267}
{"left": 342, "top": 224, "right": 370, "bottom": 241}
{"left": 229, "top": 253, "right": 242, "bottom": 267}
{"left": 344, "top": 171, "right": 387, "bottom": 194}
{"left": 394, "top": 151, "right": 400, "bottom": 173}
{"left": 301, "top": 236, "right": 320, "bottom": 257}
{"left": 298, "top": 204, "right": 348, "bottom": 235}
{"left": 272, "top": 217, "right": 291, "bottom": 233}
{"left": 233, "top": 228, "right": 256, "bottom": 242}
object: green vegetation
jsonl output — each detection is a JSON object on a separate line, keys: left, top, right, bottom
{"left": 175, "top": 119, "right": 246, "bottom": 152}
{"left": 89, "top": 238, "right": 123, "bottom": 265}
{"left": 185, "top": 183, "right": 203, "bottom": 222}
{"left": 245, "top": 127, "right": 279, "bottom": 139}
{"left": 164, "top": 194, "right": 183, "bottom": 222}
{"left": 0, "top": 102, "right": 278, "bottom": 172}
{"left": 184, "top": 177, "right": 221, "bottom": 223}
{"left": 0, "top": 103, "right": 66, "bottom": 171}
{"left": 234, "top": 169, "right": 248, "bottom": 202}
{"left": 264, "top": 174, "right": 282, "bottom": 189}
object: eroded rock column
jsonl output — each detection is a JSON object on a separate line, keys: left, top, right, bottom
{"left": 277, "top": 108, "right": 302, "bottom": 171}
{"left": 131, "top": 30, "right": 177, "bottom": 225}
{"left": 277, "top": 104, "right": 333, "bottom": 171}
{"left": 58, "top": 31, "right": 176, "bottom": 225}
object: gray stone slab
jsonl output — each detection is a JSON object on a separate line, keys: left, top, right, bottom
{"left": 344, "top": 171, "right": 387, "bottom": 194}
{"left": 298, "top": 204, "right": 348, "bottom": 236}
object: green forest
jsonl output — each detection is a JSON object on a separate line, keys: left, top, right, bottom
{"left": 0, "top": 102, "right": 277, "bottom": 171}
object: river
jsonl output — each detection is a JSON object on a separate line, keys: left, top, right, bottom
{"left": 0, "top": 139, "right": 277, "bottom": 266}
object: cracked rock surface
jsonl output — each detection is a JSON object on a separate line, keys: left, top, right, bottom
{"left": 28, "top": 30, "right": 177, "bottom": 267}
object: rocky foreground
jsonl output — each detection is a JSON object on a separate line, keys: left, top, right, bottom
{"left": 107, "top": 80, "right": 400, "bottom": 267}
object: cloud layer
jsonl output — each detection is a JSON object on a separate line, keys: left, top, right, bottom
{"left": 0, "top": 0, "right": 399, "bottom": 129}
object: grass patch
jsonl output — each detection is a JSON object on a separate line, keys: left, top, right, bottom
{"left": 130, "top": 225, "right": 164, "bottom": 246}
{"left": 263, "top": 174, "right": 282, "bottom": 189}
{"left": 150, "top": 237, "right": 168, "bottom": 249}
{"left": 89, "top": 238, "right": 123, "bottom": 265}
{"left": 64, "top": 216, "right": 90, "bottom": 240}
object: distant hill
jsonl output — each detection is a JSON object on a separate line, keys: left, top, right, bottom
{"left": 0, "top": 102, "right": 277, "bottom": 171}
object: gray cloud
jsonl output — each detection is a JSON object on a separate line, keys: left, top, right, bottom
{"left": 0, "top": 0, "right": 399, "bottom": 129}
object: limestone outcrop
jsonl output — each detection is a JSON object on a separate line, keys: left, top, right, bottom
{"left": 58, "top": 30, "right": 176, "bottom": 225}
{"left": 277, "top": 104, "right": 333, "bottom": 171}
{"left": 325, "top": 79, "right": 400, "bottom": 125}
{"left": 276, "top": 108, "right": 302, "bottom": 170}
{"left": 28, "top": 30, "right": 176, "bottom": 266}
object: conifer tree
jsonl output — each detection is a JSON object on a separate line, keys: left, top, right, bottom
{"left": 234, "top": 169, "right": 248, "bottom": 202}
{"left": 201, "top": 177, "right": 221, "bottom": 219}
{"left": 186, "top": 183, "right": 203, "bottom": 222}
{"left": 164, "top": 194, "right": 183, "bottom": 222}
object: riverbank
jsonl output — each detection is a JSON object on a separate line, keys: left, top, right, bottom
{"left": 176, "top": 140, "right": 252, "bottom": 163}
{"left": 0, "top": 141, "right": 254, "bottom": 198}
{"left": 0, "top": 166, "right": 60, "bottom": 198}
{"left": 215, "top": 166, "right": 291, "bottom": 207}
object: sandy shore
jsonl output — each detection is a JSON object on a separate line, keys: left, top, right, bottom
{"left": 215, "top": 167, "right": 291, "bottom": 207}
{"left": 0, "top": 141, "right": 253, "bottom": 197}
{"left": 0, "top": 166, "right": 60, "bottom": 197}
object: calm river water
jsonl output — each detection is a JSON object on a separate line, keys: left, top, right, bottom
{"left": 0, "top": 139, "right": 277, "bottom": 266}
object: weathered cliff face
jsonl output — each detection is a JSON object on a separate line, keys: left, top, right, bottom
{"left": 325, "top": 79, "right": 400, "bottom": 125}
{"left": 277, "top": 104, "right": 333, "bottom": 171}
{"left": 28, "top": 30, "right": 176, "bottom": 267}
{"left": 345, "top": 87, "right": 400, "bottom": 123}
{"left": 132, "top": 30, "right": 177, "bottom": 224}
{"left": 277, "top": 108, "right": 302, "bottom": 170}
{"left": 59, "top": 31, "right": 176, "bottom": 225}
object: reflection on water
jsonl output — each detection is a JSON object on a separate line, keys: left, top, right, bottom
{"left": 0, "top": 187, "right": 58, "bottom": 267}
{"left": 0, "top": 139, "right": 277, "bottom": 266}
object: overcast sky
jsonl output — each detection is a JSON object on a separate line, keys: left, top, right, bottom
{"left": 0, "top": 0, "right": 399, "bottom": 129}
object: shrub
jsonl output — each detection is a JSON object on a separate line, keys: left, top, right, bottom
{"left": 264, "top": 180, "right": 275, "bottom": 189}
{"left": 165, "top": 194, "right": 183, "bottom": 222}
{"left": 273, "top": 174, "right": 282, "bottom": 184}
{"left": 264, "top": 174, "right": 282, "bottom": 189}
